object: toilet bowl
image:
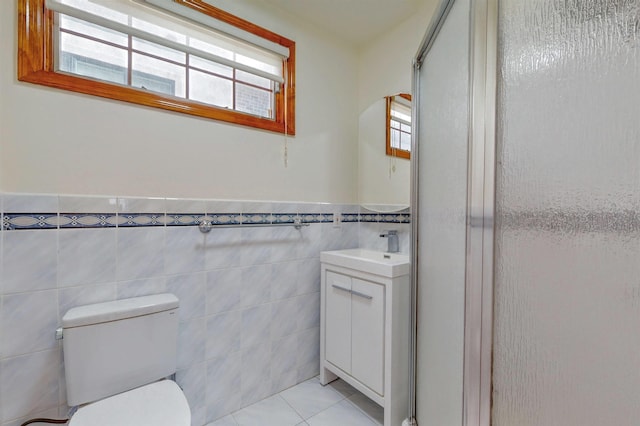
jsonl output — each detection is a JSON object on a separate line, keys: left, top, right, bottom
{"left": 68, "top": 380, "right": 190, "bottom": 426}
{"left": 60, "top": 294, "right": 190, "bottom": 426}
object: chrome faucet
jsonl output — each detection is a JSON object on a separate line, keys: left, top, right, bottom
{"left": 379, "top": 230, "right": 399, "bottom": 253}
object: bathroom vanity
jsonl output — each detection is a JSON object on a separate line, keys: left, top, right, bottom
{"left": 320, "top": 249, "right": 410, "bottom": 426}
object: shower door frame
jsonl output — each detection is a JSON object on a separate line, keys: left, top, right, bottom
{"left": 409, "top": 0, "right": 497, "bottom": 425}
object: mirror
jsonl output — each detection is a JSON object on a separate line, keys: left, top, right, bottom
{"left": 358, "top": 94, "right": 411, "bottom": 211}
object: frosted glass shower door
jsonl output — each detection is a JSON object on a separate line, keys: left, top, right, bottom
{"left": 493, "top": 1, "right": 640, "bottom": 425}
{"left": 413, "top": 0, "right": 471, "bottom": 424}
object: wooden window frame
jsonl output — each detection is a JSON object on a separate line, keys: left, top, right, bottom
{"left": 18, "top": 0, "right": 296, "bottom": 135}
{"left": 386, "top": 93, "right": 411, "bottom": 160}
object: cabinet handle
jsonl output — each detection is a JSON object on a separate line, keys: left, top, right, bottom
{"left": 331, "top": 284, "right": 352, "bottom": 293}
{"left": 350, "top": 289, "right": 373, "bottom": 300}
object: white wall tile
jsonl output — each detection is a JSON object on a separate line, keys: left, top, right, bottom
{"left": 206, "top": 353, "right": 241, "bottom": 404}
{"left": 296, "top": 328, "right": 320, "bottom": 382}
{"left": 116, "top": 276, "right": 167, "bottom": 300}
{"left": 166, "top": 272, "right": 205, "bottom": 322}
{"left": 176, "top": 362, "right": 206, "bottom": 425}
{"left": 206, "top": 392, "right": 241, "bottom": 425}
{"left": 1, "top": 290, "right": 58, "bottom": 358}
{"left": 116, "top": 227, "right": 165, "bottom": 281}
{"left": 58, "top": 195, "right": 117, "bottom": 213}
{"left": 296, "top": 258, "right": 321, "bottom": 296}
{"left": 206, "top": 268, "right": 242, "bottom": 315}
{"left": 2, "top": 194, "right": 58, "bottom": 213}
{"left": 240, "top": 227, "right": 273, "bottom": 266}
{"left": 117, "top": 197, "right": 165, "bottom": 213}
{"left": 165, "top": 198, "right": 207, "bottom": 214}
{"left": 270, "top": 334, "right": 298, "bottom": 393}
{"left": 241, "top": 304, "right": 271, "bottom": 349}
{"left": 177, "top": 317, "right": 205, "bottom": 370}
{"left": 0, "top": 349, "right": 60, "bottom": 422}
{"left": 270, "top": 261, "right": 298, "bottom": 300}
{"left": 204, "top": 228, "right": 243, "bottom": 270}
{"left": 58, "top": 228, "right": 116, "bottom": 287}
{"left": 165, "top": 227, "right": 206, "bottom": 275}
{"left": 240, "top": 342, "right": 272, "bottom": 406}
{"left": 58, "top": 283, "right": 117, "bottom": 318}
{"left": 239, "top": 265, "right": 271, "bottom": 308}
{"left": 2, "top": 230, "right": 57, "bottom": 294}
{"left": 270, "top": 298, "right": 298, "bottom": 341}
{"left": 296, "top": 293, "right": 321, "bottom": 331}
{"left": 206, "top": 311, "right": 241, "bottom": 360}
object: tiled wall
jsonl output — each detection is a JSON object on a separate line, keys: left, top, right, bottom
{"left": 0, "top": 193, "right": 410, "bottom": 426}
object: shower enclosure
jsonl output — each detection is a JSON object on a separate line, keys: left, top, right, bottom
{"left": 411, "top": 0, "right": 640, "bottom": 425}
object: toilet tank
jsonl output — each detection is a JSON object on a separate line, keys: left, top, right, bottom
{"left": 62, "top": 294, "right": 179, "bottom": 407}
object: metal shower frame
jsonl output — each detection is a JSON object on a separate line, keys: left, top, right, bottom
{"left": 408, "top": 0, "right": 498, "bottom": 425}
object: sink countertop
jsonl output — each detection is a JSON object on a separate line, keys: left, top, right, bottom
{"left": 320, "top": 249, "right": 410, "bottom": 278}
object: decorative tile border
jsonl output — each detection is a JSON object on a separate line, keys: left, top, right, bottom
{"left": 300, "top": 213, "right": 333, "bottom": 223}
{"left": 59, "top": 213, "right": 118, "bottom": 228}
{"left": 118, "top": 213, "right": 165, "bottom": 227}
{"left": 1, "top": 197, "right": 411, "bottom": 231}
{"left": 166, "top": 214, "right": 205, "bottom": 227}
{"left": 3, "top": 213, "right": 58, "bottom": 230}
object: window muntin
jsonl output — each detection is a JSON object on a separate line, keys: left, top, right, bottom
{"left": 18, "top": 0, "right": 295, "bottom": 134}
{"left": 386, "top": 94, "right": 412, "bottom": 160}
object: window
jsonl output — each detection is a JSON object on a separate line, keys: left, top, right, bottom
{"left": 386, "top": 93, "right": 411, "bottom": 159}
{"left": 18, "top": 0, "right": 295, "bottom": 134}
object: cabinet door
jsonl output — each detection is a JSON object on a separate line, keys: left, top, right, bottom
{"left": 351, "top": 278, "right": 385, "bottom": 395}
{"left": 325, "top": 271, "right": 352, "bottom": 373}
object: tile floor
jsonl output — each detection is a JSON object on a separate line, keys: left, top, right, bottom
{"left": 206, "top": 377, "right": 384, "bottom": 426}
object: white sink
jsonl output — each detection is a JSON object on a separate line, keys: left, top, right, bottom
{"left": 320, "top": 249, "right": 410, "bottom": 278}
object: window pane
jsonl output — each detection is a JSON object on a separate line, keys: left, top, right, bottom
{"left": 391, "top": 129, "right": 401, "bottom": 149}
{"left": 59, "top": 33, "right": 128, "bottom": 85}
{"left": 60, "top": 15, "right": 128, "bottom": 47}
{"left": 190, "top": 56, "right": 233, "bottom": 78}
{"left": 189, "top": 69, "right": 233, "bottom": 108}
{"left": 236, "top": 70, "right": 271, "bottom": 89}
{"left": 132, "top": 37, "right": 186, "bottom": 63}
{"left": 132, "top": 54, "right": 185, "bottom": 97}
{"left": 400, "top": 132, "right": 411, "bottom": 151}
{"left": 236, "top": 83, "right": 273, "bottom": 118}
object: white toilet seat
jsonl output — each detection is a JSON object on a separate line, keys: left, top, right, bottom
{"left": 69, "top": 380, "right": 191, "bottom": 426}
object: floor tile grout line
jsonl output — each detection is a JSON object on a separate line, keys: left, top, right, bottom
{"left": 342, "top": 394, "right": 383, "bottom": 425}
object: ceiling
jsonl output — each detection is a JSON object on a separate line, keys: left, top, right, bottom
{"left": 257, "top": 0, "right": 425, "bottom": 46}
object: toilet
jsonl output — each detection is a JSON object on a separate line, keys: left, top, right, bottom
{"left": 60, "top": 293, "right": 191, "bottom": 426}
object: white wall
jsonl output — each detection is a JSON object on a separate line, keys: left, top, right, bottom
{"left": 357, "top": 0, "right": 439, "bottom": 206}
{"left": 0, "top": 0, "right": 359, "bottom": 203}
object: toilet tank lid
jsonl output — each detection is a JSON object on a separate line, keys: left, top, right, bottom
{"left": 62, "top": 294, "right": 179, "bottom": 328}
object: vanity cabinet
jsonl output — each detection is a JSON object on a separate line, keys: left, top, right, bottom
{"left": 320, "top": 249, "right": 410, "bottom": 426}
{"left": 325, "top": 271, "right": 385, "bottom": 394}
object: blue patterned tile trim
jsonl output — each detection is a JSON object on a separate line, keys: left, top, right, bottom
{"left": 379, "top": 214, "right": 403, "bottom": 223}
{"left": 118, "top": 213, "right": 165, "bottom": 227}
{"left": 3, "top": 213, "right": 58, "bottom": 230}
{"left": 341, "top": 213, "right": 359, "bottom": 223}
{"left": 360, "top": 213, "right": 380, "bottom": 223}
{"left": 242, "top": 213, "right": 272, "bottom": 224}
{"left": 272, "top": 213, "right": 297, "bottom": 224}
{"left": 1, "top": 210, "right": 410, "bottom": 230}
{"left": 59, "top": 213, "right": 118, "bottom": 228}
{"left": 208, "top": 213, "right": 241, "bottom": 225}
{"left": 300, "top": 213, "right": 333, "bottom": 223}
{"left": 166, "top": 213, "right": 205, "bottom": 227}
